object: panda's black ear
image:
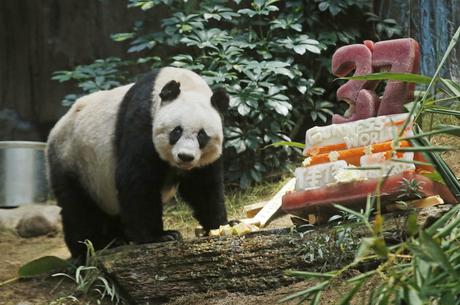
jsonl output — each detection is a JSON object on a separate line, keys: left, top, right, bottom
{"left": 211, "top": 87, "right": 229, "bottom": 113}
{"left": 160, "top": 80, "right": 181, "bottom": 102}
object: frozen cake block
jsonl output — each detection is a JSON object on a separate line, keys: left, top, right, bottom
{"left": 295, "top": 153, "right": 415, "bottom": 191}
{"left": 304, "top": 113, "right": 410, "bottom": 155}
{"left": 295, "top": 160, "right": 348, "bottom": 191}
{"left": 282, "top": 171, "right": 457, "bottom": 216}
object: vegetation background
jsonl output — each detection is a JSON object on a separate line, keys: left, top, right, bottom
{"left": 51, "top": 0, "right": 402, "bottom": 187}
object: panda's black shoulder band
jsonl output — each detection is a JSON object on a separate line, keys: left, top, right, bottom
{"left": 160, "top": 80, "right": 181, "bottom": 101}
{"left": 211, "top": 87, "right": 229, "bottom": 112}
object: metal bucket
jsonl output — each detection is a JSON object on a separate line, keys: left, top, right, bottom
{"left": 0, "top": 141, "right": 49, "bottom": 207}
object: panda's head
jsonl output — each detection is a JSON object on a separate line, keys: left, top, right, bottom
{"left": 152, "top": 73, "right": 229, "bottom": 170}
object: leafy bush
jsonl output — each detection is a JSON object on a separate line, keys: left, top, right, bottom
{"left": 52, "top": 0, "right": 400, "bottom": 188}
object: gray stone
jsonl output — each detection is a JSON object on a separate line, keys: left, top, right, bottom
{"left": 0, "top": 203, "right": 61, "bottom": 237}
{"left": 16, "top": 214, "right": 56, "bottom": 237}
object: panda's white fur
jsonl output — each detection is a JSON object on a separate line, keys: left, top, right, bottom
{"left": 48, "top": 84, "right": 133, "bottom": 215}
{"left": 47, "top": 67, "right": 222, "bottom": 216}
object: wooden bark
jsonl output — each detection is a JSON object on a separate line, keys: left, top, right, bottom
{"left": 0, "top": 0, "right": 135, "bottom": 139}
{"left": 98, "top": 205, "right": 451, "bottom": 304}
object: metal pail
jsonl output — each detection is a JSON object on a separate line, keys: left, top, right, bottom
{"left": 0, "top": 141, "right": 49, "bottom": 207}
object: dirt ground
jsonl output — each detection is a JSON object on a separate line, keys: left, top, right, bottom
{"left": 1, "top": 133, "right": 459, "bottom": 305}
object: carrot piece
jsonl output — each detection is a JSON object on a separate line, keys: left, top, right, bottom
{"left": 306, "top": 143, "right": 348, "bottom": 156}
{"left": 305, "top": 140, "right": 410, "bottom": 166}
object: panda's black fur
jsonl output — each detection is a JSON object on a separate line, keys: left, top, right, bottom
{"left": 47, "top": 68, "right": 229, "bottom": 259}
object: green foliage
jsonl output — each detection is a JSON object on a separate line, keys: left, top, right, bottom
{"left": 52, "top": 58, "right": 130, "bottom": 106}
{"left": 283, "top": 204, "right": 460, "bottom": 305}
{"left": 52, "top": 240, "right": 124, "bottom": 305}
{"left": 53, "top": 0, "right": 397, "bottom": 188}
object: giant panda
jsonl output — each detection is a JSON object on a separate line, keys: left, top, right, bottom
{"left": 46, "top": 67, "right": 229, "bottom": 259}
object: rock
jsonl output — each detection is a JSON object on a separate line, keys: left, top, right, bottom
{"left": 16, "top": 214, "right": 56, "bottom": 237}
{"left": 0, "top": 204, "right": 61, "bottom": 237}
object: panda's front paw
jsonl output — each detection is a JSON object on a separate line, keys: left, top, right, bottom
{"left": 154, "top": 230, "right": 183, "bottom": 242}
{"left": 228, "top": 219, "right": 241, "bottom": 227}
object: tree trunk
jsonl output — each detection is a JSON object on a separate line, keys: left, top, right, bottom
{"left": 98, "top": 205, "right": 450, "bottom": 304}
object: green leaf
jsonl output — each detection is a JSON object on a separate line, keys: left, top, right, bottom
{"left": 402, "top": 125, "right": 460, "bottom": 140}
{"left": 18, "top": 256, "right": 69, "bottom": 278}
{"left": 355, "top": 237, "right": 374, "bottom": 261}
{"left": 419, "top": 230, "right": 459, "bottom": 278}
{"left": 279, "top": 281, "right": 328, "bottom": 303}
{"left": 338, "top": 278, "right": 366, "bottom": 305}
{"left": 395, "top": 146, "right": 455, "bottom": 153}
{"left": 406, "top": 287, "right": 423, "bottom": 305}
{"left": 422, "top": 171, "right": 445, "bottom": 184}
{"left": 284, "top": 270, "right": 335, "bottom": 279}
{"left": 266, "top": 141, "right": 304, "bottom": 149}
{"left": 111, "top": 32, "right": 134, "bottom": 41}
{"left": 339, "top": 72, "right": 432, "bottom": 83}
{"left": 333, "top": 204, "right": 366, "bottom": 221}
{"left": 440, "top": 78, "right": 460, "bottom": 97}
{"left": 425, "top": 108, "right": 460, "bottom": 117}
{"left": 406, "top": 213, "right": 418, "bottom": 237}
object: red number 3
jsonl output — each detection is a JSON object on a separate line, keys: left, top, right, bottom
{"left": 331, "top": 38, "right": 420, "bottom": 124}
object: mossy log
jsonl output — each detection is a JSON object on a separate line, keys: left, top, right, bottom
{"left": 97, "top": 205, "right": 450, "bottom": 305}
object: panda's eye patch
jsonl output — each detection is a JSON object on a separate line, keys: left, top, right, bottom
{"left": 197, "top": 129, "right": 210, "bottom": 149}
{"left": 169, "top": 126, "right": 183, "bottom": 145}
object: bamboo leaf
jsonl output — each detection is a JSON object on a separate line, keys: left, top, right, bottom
{"left": 405, "top": 287, "right": 423, "bottom": 305}
{"left": 338, "top": 278, "right": 366, "bottom": 305}
{"left": 419, "top": 231, "right": 459, "bottom": 278}
{"left": 333, "top": 204, "right": 366, "bottom": 220}
{"left": 279, "top": 281, "right": 328, "bottom": 303}
{"left": 267, "top": 141, "right": 305, "bottom": 149}
{"left": 395, "top": 146, "right": 455, "bottom": 153}
{"left": 425, "top": 108, "right": 460, "bottom": 117}
{"left": 347, "top": 270, "right": 376, "bottom": 283}
{"left": 338, "top": 72, "right": 432, "bottom": 83}
{"left": 18, "top": 256, "right": 69, "bottom": 278}
{"left": 285, "top": 270, "right": 335, "bottom": 279}
{"left": 422, "top": 171, "right": 445, "bottom": 184}
{"left": 425, "top": 204, "right": 460, "bottom": 235}
{"left": 406, "top": 213, "right": 418, "bottom": 237}
{"left": 401, "top": 125, "right": 460, "bottom": 140}
{"left": 440, "top": 79, "right": 460, "bottom": 97}
{"left": 311, "top": 291, "right": 322, "bottom": 305}
{"left": 390, "top": 158, "right": 433, "bottom": 167}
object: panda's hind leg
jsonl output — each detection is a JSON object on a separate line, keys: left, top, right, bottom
{"left": 50, "top": 169, "right": 123, "bottom": 260}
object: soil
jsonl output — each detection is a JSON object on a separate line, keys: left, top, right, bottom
{"left": 1, "top": 136, "right": 458, "bottom": 305}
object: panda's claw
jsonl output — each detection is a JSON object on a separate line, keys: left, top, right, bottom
{"left": 156, "top": 230, "right": 182, "bottom": 242}
{"left": 228, "top": 219, "right": 241, "bottom": 227}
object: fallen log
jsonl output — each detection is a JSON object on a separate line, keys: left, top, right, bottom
{"left": 97, "top": 205, "right": 451, "bottom": 304}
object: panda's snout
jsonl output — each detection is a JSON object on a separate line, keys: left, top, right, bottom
{"left": 178, "top": 153, "right": 195, "bottom": 163}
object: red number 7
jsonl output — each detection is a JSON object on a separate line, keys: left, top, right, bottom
{"left": 331, "top": 38, "right": 420, "bottom": 123}
{"left": 372, "top": 38, "right": 420, "bottom": 116}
